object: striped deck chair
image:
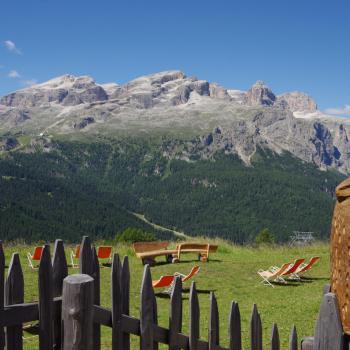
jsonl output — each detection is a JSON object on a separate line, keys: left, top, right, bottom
{"left": 257, "top": 262, "right": 292, "bottom": 287}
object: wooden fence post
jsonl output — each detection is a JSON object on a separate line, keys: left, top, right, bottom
{"left": 301, "top": 337, "right": 314, "bottom": 350}
{"left": 189, "top": 281, "right": 200, "bottom": 350}
{"left": 79, "top": 236, "right": 93, "bottom": 275}
{"left": 169, "top": 276, "right": 182, "bottom": 350}
{"left": 271, "top": 323, "right": 280, "bottom": 350}
{"left": 91, "top": 247, "right": 100, "bottom": 350}
{"left": 62, "top": 274, "right": 94, "bottom": 350}
{"left": 112, "top": 254, "right": 122, "bottom": 350}
{"left": 121, "top": 256, "right": 130, "bottom": 350}
{"left": 140, "top": 265, "right": 158, "bottom": 350}
{"left": 52, "top": 239, "right": 68, "bottom": 350}
{"left": 229, "top": 301, "right": 242, "bottom": 350}
{"left": 5, "top": 253, "right": 24, "bottom": 350}
{"left": 209, "top": 292, "right": 219, "bottom": 350}
{"left": 289, "top": 325, "right": 298, "bottom": 350}
{"left": 250, "top": 304, "right": 262, "bottom": 350}
{"left": 39, "top": 244, "right": 53, "bottom": 350}
{"left": 0, "top": 242, "right": 5, "bottom": 350}
{"left": 313, "top": 292, "right": 343, "bottom": 350}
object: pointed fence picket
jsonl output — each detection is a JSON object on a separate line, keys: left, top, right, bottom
{"left": 0, "top": 235, "right": 345, "bottom": 349}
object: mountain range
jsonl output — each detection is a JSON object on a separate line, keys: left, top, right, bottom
{"left": 1, "top": 70, "right": 350, "bottom": 174}
{"left": 0, "top": 71, "right": 347, "bottom": 242}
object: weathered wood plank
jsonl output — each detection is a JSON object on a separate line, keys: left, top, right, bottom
{"left": 121, "top": 256, "right": 130, "bottom": 350}
{"left": 209, "top": 292, "right": 219, "bottom": 350}
{"left": 0, "top": 298, "right": 60, "bottom": 327}
{"left": 0, "top": 241, "right": 5, "bottom": 350}
{"left": 79, "top": 236, "right": 93, "bottom": 275}
{"left": 289, "top": 325, "right": 297, "bottom": 350}
{"left": 112, "top": 254, "right": 122, "bottom": 350}
{"left": 169, "top": 276, "right": 182, "bottom": 350}
{"left": 189, "top": 281, "right": 200, "bottom": 350}
{"left": 314, "top": 292, "right": 343, "bottom": 350}
{"left": 5, "top": 253, "right": 24, "bottom": 350}
{"left": 39, "top": 244, "right": 53, "bottom": 350}
{"left": 52, "top": 239, "right": 68, "bottom": 350}
{"left": 52, "top": 239, "right": 68, "bottom": 297}
{"left": 301, "top": 336, "right": 314, "bottom": 350}
{"left": 250, "top": 304, "right": 262, "bottom": 350}
{"left": 91, "top": 246, "right": 101, "bottom": 350}
{"left": 62, "top": 274, "right": 94, "bottom": 350}
{"left": 323, "top": 284, "right": 331, "bottom": 295}
{"left": 140, "top": 265, "right": 157, "bottom": 350}
{"left": 229, "top": 301, "right": 241, "bottom": 350}
{"left": 271, "top": 323, "right": 279, "bottom": 350}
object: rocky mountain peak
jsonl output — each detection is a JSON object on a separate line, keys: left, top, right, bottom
{"left": 245, "top": 80, "right": 276, "bottom": 106}
{"left": 278, "top": 91, "right": 317, "bottom": 113}
{"left": 0, "top": 74, "right": 107, "bottom": 108}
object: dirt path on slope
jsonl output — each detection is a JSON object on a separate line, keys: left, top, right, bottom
{"left": 131, "top": 212, "right": 189, "bottom": 239}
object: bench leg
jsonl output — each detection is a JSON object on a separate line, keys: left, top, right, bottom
{"left": 200, "top": 255, "right": 208, "bottom": 262}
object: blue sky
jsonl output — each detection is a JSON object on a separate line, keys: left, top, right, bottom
{"left": 0, "top": 0, "right": 349, "bottom": 113}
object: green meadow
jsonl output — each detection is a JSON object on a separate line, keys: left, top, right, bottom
{"left": 3, "top": 239, "right": 329, "bottom": 349}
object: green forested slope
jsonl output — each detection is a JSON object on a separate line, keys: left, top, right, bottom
{"left": 0, "top": 137, "right": 345, "bottom": 242}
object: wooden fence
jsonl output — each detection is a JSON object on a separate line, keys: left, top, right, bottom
{"left": 0, "top": 236, "right": 346, "bottom": 349}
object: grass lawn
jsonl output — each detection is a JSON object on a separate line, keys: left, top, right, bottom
{"left": 3, "top": 239, "right": 329, "bottom": 349}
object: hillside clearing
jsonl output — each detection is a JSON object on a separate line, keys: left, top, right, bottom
{"left": 3, "top": 239, "right": 329, "bottom": 349}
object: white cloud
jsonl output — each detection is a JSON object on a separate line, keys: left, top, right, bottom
{"left": 21, "top": 79, "right": 37, "bottom": 87}
{"left": 8, "top": 70, "right": 21, "bottom": 78}
{"left": 4, "top": 40, "right": 21, "bottom": 54}
{"left": 324, "top": 105, "right": 350, "bottom": 116}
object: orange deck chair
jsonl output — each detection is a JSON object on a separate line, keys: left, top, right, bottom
{"left": 293, "top": 256, "right": 320, "bottom": 279}
{"left": 152, "top": 275, "right": 175, "bottom": 289}
{"left": 152, "top": 265, "right": 201, "bottom": 294}
{"left": 70, "top": 244, "right": 81, "bottom": 268}
{"left": 97, "top": 246, "right": 113, "bottom": 266}
{"left": 27, "top": 246, "right": 44, "bottom": 269}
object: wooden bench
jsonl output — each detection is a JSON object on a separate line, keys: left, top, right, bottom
{"left": 133, "top": 241, "right": 218, "bottom": 264}
{"left": 173, "top": 243, "right": 218, "bottom": 263}
{"left": 133, "top": 241, "right": 176, "bottom": 265}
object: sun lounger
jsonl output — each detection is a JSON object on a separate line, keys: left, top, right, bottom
{"left": 152, "top": 265, "right": 201, "bottom": 293}
{"left": 257, "top": 262, "right": 292, "bottom": 287}
{"left": 277, "top": 258, "right": 305, "bottom": 281}
{"left": 152, "top": 275, "right": 175, "bottom": 289}
{"left": 71, "top": 245, "right": 112, "bottom": 268}
{"left": 70, "top": 244, "right": 81, "bottom": 268}
{"left": 97, "top": 246, "right": 112, "bottom": 265}
{"left": 27, "top": 246, "right": 44, "bottom": 269}
{"left": 292, "top": 256, "right": 320, "bottom": 279}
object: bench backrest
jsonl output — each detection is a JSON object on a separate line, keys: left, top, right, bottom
{"left": 176, "top": 243, "right": 218, "bottom": 252}
{"left": 133, "top": 241, "right": 169, "bottom": 253}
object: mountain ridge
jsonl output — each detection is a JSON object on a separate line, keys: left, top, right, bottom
{"left": 1, "top": 70, "right": 350, "bottom": 174}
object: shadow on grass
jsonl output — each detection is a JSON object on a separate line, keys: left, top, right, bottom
{"left": 155, "top": 292, "right": 189, "bottom": 300}
{"left": 299, "top": 276, "right": 329, "bottom": 281}
{"left": 182, "top": 287, "right": 215, "bottom": 294}
{"left": 270, "top": 281, "right": 301, "bottom": 287}
{"left": 149, "top": 259, "right": 223, "bottom": 266}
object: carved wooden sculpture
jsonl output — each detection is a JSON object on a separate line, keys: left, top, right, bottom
{"left": 331, "top": 177, "right": 350, "bottom": 334}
